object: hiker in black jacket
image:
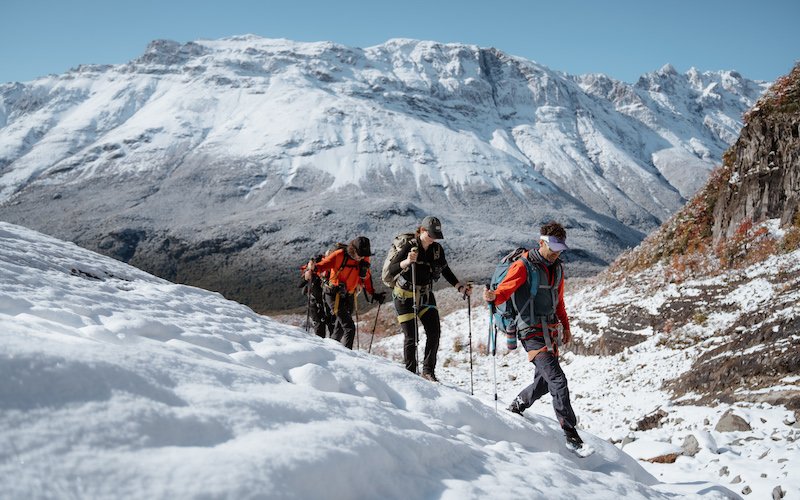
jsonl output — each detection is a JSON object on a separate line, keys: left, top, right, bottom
{"left": 299, "top": 252, "right": 335, "bottom": 338}
{"left": 386, "top": 216, "right": 471, "bottom": 381}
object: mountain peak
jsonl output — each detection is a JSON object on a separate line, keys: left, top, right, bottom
{"left": 658, "top": 63, "right": 678, "bottom": 76}
{"left": 136, "top": 39, "right": 208, "bottom": 66}
{"left": 611, "top": 62, "right": 799, "bottom": 276}
{"left": 219, "top": 33, "right": 267, "bottom": 42}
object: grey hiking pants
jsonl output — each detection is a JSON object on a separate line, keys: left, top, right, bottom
{"left": 517, "top": 336, "right": 578, "bottom": 430}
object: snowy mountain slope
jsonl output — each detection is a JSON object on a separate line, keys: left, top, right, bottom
{"left": 567, "top": 222, "right": 800, "bottom": 405}
{"left": 0, "top": 221, "right": 739, "bottom": 499}
{"left": 0, "top": 36, "right": 768, "bottom": 311}
{"left": 575, "top": 65, "right": 764, "bottom": 198}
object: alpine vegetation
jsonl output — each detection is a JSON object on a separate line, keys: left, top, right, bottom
{"left": 0, "top": 36, "right": 768, "bottom": 311}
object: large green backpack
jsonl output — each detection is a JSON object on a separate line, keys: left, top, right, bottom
{"left": 381, "top": 233, "right": 416, "bottom": 288}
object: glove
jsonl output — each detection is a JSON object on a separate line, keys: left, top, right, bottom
{"left": 456, "top": 282, "right": 472, "bottom": 297}
{"left": 372, "top": 291, "right": 387, "bottom": 304}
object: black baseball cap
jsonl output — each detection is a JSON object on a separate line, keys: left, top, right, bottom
{"left": 352, "top": 236, "right": 373, "bottom": 257}
{"left": 421, "top": 216, "right": 444, "bottom": 239}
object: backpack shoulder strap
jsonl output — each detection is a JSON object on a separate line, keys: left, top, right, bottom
{"left": 509, "top": 253, "right": 536, "bottom": 313}
{"left": 330, "top": 249, "right": 349, "bottom": 282}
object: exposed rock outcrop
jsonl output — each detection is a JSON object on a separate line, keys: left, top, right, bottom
{"left": 713, "top": 63, "right": 800, "bottom": 240}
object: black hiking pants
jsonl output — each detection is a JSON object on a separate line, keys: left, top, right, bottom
{"left": 325, "top": 289, "right": 356, "bottom": 349}
{"left": 517, "top": 336, "right": 578, "bottom": 430}
{"left": 394, "top": 289, "right": 440, "bottom": 375}
{"left": 307, "top": 277, "right": 330, "bottom": 338}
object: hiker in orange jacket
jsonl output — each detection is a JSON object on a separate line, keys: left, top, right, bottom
{"left": 304, "top": 236, "right": 385, "bottom": 349}
{"left": 483, "top": 221, "right": 583, "bottom": 448}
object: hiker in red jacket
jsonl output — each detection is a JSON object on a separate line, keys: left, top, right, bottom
{"left": 483, "top": 221, "right": 583, "bottom": 448}
{"left": 305, "top": 237, "right": 385, "bottom": 349}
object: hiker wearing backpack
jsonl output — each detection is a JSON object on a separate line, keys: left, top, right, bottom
{"left": 482, "top": 221, "right": 583, "bottom": 449}
{"left": 304, "top": 237, "right": 386, "bottom": 349}
{"left": 299, "top": 251, "right": 337, "bottom": 338}
{"left": 383, "top": 216, "right": 472, "bottom": 381}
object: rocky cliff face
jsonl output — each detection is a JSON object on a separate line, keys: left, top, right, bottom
{"left": 713, "top": 64, "right": 800, "bottom": 240}
{"left": 713, "top": 65, "right": 800, "bottom": 240}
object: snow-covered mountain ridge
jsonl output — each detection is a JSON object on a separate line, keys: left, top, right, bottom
{"left": 0, "top": 221, "right": 739, "bottom": 499}
{"left": 0, "top": 36, "right": 769, "bottom": 311}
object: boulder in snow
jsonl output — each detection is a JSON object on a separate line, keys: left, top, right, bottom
{"left": 646, "top": 453, "right": 680, "bottom": 464}
{"left": 681, "top": 434, "right": 701, "bottom": 457}
{"left": 715, "top": 409, "right": 752, "bottom": 432}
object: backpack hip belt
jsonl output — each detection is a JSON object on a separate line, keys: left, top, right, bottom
{"left": 324, "top": 283, "right": 351, "bottom": 296}
{"left": 395, "top": 274, "right": 431, "bottom": 294}
{"left": 518, "top": 314, "right": 558, "bottom": 332}
{"left": 393, "top": 284, "right": 430, "bottom": 301}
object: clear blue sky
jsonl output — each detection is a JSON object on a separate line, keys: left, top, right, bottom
{"left": 2, "top": 0, "right": 798, "bottom": 84}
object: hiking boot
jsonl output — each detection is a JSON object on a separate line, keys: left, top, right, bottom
{"left": 421, "top": 373, "right": 439, "bottom": 382}
{"left": 564, "top": 427, "right": 584, "bottom": 448}
{"left": 507, "top": 397, "right": 525, "bottom": 415}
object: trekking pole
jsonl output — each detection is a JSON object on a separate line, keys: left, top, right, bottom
{"left": 355, "top": 294, "right": 360, "bottom": 351}
{"left": 304, "top": 277, "right": 312, "bottom": 333}
{"left": 487, "top": 285, "right": 497, "bottom": 413}
{"left": 368, "top": 302, "right": 382, "bottom": 354}
{"left": 411, "top": 247, "right": 420, "bottom": 375}
{"left": 465, "top": 283, "right": 474, "bottom": 396}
